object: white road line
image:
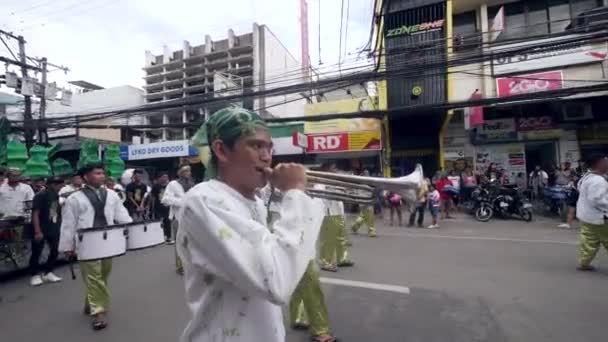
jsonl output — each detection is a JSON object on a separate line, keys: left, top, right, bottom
{"left": 378, "top": 232, "right": 577, "bottom": 245}
{"left": 320, "top": 277, "right": 411, "bottom": 294}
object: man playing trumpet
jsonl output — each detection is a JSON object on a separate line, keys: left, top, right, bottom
{"left": 177, "top": 107, "right": 325, "bottom": 342}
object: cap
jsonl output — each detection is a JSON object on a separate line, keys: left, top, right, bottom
{"left": 47, "top": 176, "right": 65, "bottom": 184}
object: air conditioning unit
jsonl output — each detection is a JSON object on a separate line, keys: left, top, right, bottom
{"left": 562, "top": 102, "right": 593, "bottom": 121}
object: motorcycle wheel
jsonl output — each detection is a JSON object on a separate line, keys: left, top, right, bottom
{"left": 475, "top": 204, "right": 494, "bottom": 222}
{"left": 520, "top": 208, "right": 533, "bottom": 222}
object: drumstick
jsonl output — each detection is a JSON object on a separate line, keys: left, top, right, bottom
{"left": 68, "top": 255, "right": 76, "bottom": 280}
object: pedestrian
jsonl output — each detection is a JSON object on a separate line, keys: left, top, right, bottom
{"left": 150, "top": 172, "right": 171, "bottom": 243}
{"left": 575, "top": 154, "right": 608, "bottom": 271}
{"left": 178, "top": 107, "right": 325, "bottom": 342}
{"left": 460, "top": 167, "right": 476, "bottom": 202}
{"left": 447, "top": 169, "right": 461, "bottom": 207}
{"left": 29, "top": 176, "right": 64, "bottom": 286}
{"left": 125, "top": 169, "right": 148, "bottom": 221}
{"left": 387, "top": 191, "right": 403, "bottom": 226}
{"left": 558, "top": 174, "right": 579, "bottom": 229}
{"left": 161, "top": 164, "right": 194, "bottom": 274}
{"left": 408, "top": 177, "right": 429, "bottom": 228}
{"left": 32, "top": 178, "right": 46, "bottom": 194}
{"left": 427, "top": 183, "right": 441, "bottom": 229}
{"left": 435, "top": 173, "right": 454, "bottom": 219}
{"left": 0, "top": 168, "right": 35, "bottom": 218}
{"left": 105, "top": 177, "right": 126, "bottom": 203}
{"left": 59, "top": 163, "right": 133, "bottom": 330}
{"left": 529, "top": 165, "right": 548, "bottom": 200}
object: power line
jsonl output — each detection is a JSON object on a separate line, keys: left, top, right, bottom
{"left": 338, "top": 0, "right": 345, "bottom": 74}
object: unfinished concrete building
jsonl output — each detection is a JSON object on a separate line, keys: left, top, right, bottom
{"left": 143, "top": 23, "right": 305, "bottom": 142}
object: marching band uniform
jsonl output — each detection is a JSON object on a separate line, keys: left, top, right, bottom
{"left": 176, "top": 180, "right": 323, "bottom": 342}
{"left": 351, "top": 204, "right": 377, "bottom": 237}
{"left": 59, "top": 185, "right": 132, "bottom": 321}
{"left": 162, "top": 171, "right": 193, "bottom": 274}
{"left": 315, "top": 184, "right": 353, "bottom": 270}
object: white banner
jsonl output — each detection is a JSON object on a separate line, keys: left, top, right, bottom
{"left": 127, "top": 140, "right": 190, "bottom": 160}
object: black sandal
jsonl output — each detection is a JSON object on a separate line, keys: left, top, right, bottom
{"left": 292, "top": 322, "right": 310, "bottom": 330}
{"left": 83, "top": 304, "right": 91, "bottom": 315}
{"left": 92, "top": 319, "right": 107, "bottom": 330}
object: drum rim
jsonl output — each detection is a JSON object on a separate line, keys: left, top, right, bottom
{"left": 126, "top": 241, "right": 165, "bottom": 251}
{"left": 77, "top": 225, "right": 129, "bottom": 233}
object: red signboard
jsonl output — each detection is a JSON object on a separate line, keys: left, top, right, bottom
{"left": 306, "top": 131, "right": 382, "bottom": 153}
{"left": 517, "top": 115, "right": 556, "bottom": 131}
{"left": 496, "top": 71, "right": 563, "bottom": 97}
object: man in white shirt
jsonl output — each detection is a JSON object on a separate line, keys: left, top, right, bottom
{"left": 59, "top": 173, "right": 83, "bottom": 206}
{"left": 0, "top": 168, "right": 35, "bottom": 218}
{"left": 178, "top": 107, "right": 324, "bottom": 342}
{"left": 161, "top": 164, "right": 194, "bottom": 274}
{"left": 576, "top": 154, "right": 608, "bottom": 271}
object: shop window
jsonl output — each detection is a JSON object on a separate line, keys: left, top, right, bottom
{"left": 454, "top": 11, "right": 481, "bottom": 52}
{"left": 528, "top": 0, "right": 550, "bottom": 35}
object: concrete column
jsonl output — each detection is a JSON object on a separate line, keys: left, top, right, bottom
{"left": 162, "top": 113, "right": 168, "bottom": 141}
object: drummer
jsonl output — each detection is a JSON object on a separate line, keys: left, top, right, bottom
{"left": 59, "top": 162, "right": 132, "bottom": 331}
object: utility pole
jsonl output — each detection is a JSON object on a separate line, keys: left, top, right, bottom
{"left": 17, "top": 35, "right": 34, "bottom": 149}
{"left": 39, "top": 57, "right": 48, "bottom": 145}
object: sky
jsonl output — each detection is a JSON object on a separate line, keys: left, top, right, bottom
{"left": 0, "top": 0, "right": 374, "bottom": 90}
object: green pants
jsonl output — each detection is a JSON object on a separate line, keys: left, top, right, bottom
{"left": 320, "top": 215, "right": 350, "bottom": 267}
{"left": 80, "top": 259, "right": 112, "bottom": 315}
{"left": 172, "top": 219, "right": 182, "bottom": 272}
{"left": 578, "top": 221, "right": 608, "bottom": 266}
{"left": 351, "top": 206, "right": 377, "bottom": 236}
{"left": 289, "top": 261, "right": 331, "bottom": 336}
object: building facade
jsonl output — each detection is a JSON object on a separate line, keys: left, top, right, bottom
{"left": 142, "top": 23, "right": 305, "bottom": 142}
{"left": 375, "top": 0, "right": 608, "bottom": 179}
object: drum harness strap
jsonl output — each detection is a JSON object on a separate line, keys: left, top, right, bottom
{"left": 81, "top": 186, "right": 108, "bottom": 228}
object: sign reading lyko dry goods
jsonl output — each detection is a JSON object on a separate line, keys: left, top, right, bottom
{"left": 496, "top": 71, "right": 563, "bottom": 97}
{"left": 306, "top": 131, "right": 382, "bottom": 153}
{"left": 386, "top": 19, "right": 445, "bottom": 38}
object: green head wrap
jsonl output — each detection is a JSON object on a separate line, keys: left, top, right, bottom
{"left": 191, "top": 106, "right": 267, "bottom": 180}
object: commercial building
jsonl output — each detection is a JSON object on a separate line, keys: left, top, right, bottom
{"left": 374, "top": 0, "right": 608, "bottom": 179}
{"left": 142, "top": 23, "right": 305, "bottom": 142}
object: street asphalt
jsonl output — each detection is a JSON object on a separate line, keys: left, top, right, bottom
{"left": 1, "top": 212, "right": 607, "bottom": 342}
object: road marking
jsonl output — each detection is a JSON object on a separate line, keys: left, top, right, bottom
{"left": 320, "top": 277, "right": 410, "bottom": 294}
{"left": 379, "top": 232, "right": 577, "bottom": 245}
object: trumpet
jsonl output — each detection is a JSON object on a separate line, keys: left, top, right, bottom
{"left": 305, "top": 164, "right": 424, "bottom": 205}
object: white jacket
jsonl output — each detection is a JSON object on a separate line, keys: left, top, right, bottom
{"left": 176, "top": 180, "right": 324, "bottom": 342}
{"left": 58, "top": 188, "right": 132, "bottom": 252}
{"left": 161, "top": 180, "right": 187, "bottom": 220}
{"left": 312, "top": 184, "right": 344, "bottom": 216}
{"left": 576, "top": 173, "right": 608, "bottom": 225}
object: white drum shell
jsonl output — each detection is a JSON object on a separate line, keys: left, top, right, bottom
{"left": 127, "top": 221, "right": 164, "bottom": 250}
{"left": 76, "top": 228, "right": 127, "bottom": 261}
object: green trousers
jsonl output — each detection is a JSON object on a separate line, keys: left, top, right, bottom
{"left": 578, "top": 221, "right": 608, "bottom": 267}
{"left": 320, "top": 215, "right": 351, "bottom": 267}
{"left": 289, "top": 261, "right": 331, "bottom": 336}
{"left": 80, "top": 259, "right": 112, "bottom": 315}
{"left": 351, "top": 206, "right": 377, "bottom": 236}
{"left": 172, "top": 219, "right": 182, "bottom": 272}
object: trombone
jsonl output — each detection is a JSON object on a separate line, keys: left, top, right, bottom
{"left": 304, "top": 164, "right": 424, "bottom": 205}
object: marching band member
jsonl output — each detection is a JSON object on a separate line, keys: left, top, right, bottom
{"left": 59, "top": 163, "right": 132, "bottom": 331}
{"left": 58, "top": 173, "right": 83, "bottom": 206}
{"left": 316, "top": 162, "right": 354, "bottom": 272}
{"left": 177, "top": 107, "right": 324, "bottom": 342}
{"left": 261, "top": 182, "right": 337, "bottom": 342}
{"left": 161, "top": 164, "right": 194, "bottom": 274}
{"left": 351, "top": 204, "right": 377, "bottom": 237}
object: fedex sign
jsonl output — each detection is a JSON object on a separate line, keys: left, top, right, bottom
{"left": 307, "top": 133, "right": 348, "bottom": 153}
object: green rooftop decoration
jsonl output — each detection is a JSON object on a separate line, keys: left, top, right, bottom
{"left": 0, "top": 117, "right": 11, "bottom": 166}
{"left": 77, "top": 140, "right": 101, "bottom": 169}
{"left": 105, "top": 144, "right": 125, "bottom": 180}
{"left": 52, "top": 158, "right": 74, "bottom": 177}
{"left": 6, "top": 139, "right": 28, "bottom": 171}
{"left": 24, "top": 145, "right": 52, "bottom": 178}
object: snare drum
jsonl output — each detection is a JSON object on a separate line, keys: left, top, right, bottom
{"left": 76, "top": 225, "right": 127, "bottom": 261}
{"left": 126, "top": 220, "right": 164, "bottom": 251}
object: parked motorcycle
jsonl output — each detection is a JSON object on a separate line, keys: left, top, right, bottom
{"left": 542, "top": 186, "right": 570, "bottom": 220}
{"left": 474, "top": 182, "right": 533, "bottom": 222}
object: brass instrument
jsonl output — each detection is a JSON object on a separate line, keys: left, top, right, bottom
{"left": 305, "top": 164, "right": 423, "bottom": 205}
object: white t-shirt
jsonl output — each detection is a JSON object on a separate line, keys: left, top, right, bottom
{"left": 447, "top": 175, "right": 461, "bottom": 190}
{"left": 0, "top": 183, "right": 35, "bottom": 217}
